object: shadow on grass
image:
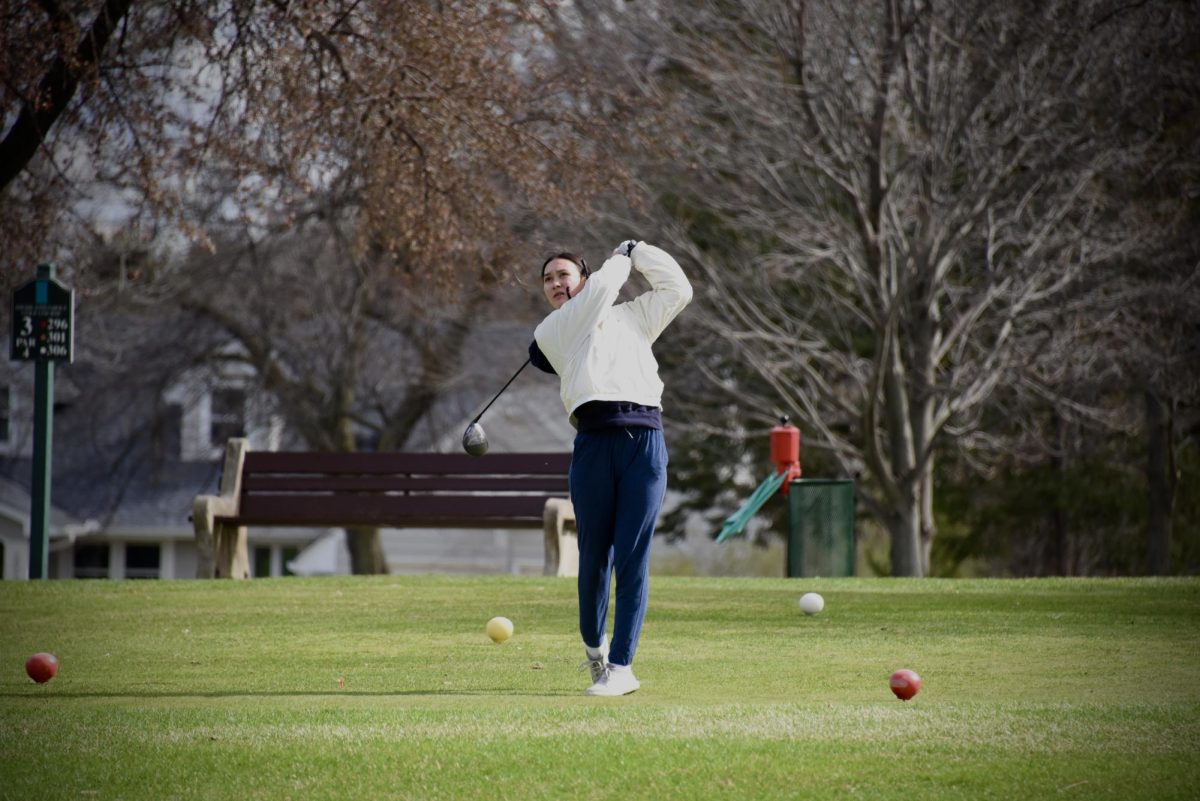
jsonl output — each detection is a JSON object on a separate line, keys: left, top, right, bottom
{"left": 0, "top": 689, "right": 577, "bottom": 699}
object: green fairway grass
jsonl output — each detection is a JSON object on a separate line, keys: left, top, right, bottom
{"left": 2, "top": 576, "right": 1197, "bottom": 800}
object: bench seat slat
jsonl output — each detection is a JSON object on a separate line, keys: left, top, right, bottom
{"left": 224, "top": 494, "right": 553, "bottom": 528}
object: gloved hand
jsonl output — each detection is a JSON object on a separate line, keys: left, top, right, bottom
{"left": 612, "top": 240, "right": 638, "bottom": 258}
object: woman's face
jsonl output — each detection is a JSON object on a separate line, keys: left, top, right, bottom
{"left": 543, "top": 258, "right": 586, "bottom": 309}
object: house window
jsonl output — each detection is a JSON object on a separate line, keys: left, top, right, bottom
{"left": 0, "top": 384, "right": 9, "bottom": 443}
{"left": 210, "top": 387, "right": 246, "bottom": 446}
{"left": 253, "top": 546, "right": 271, "bottom": 578}
{"left": 354, "top": 429, "right": 380, "bottom": 452}
{"left": 250, "top": 544, "right": 300, "bottom": 575}
{"left": 282, "top": 545, "right": 298, "bottom": 576}
{"left": 74, "top": 544, "right": 110, "bottom": 579}
{"left": 125, "top": 544, "right": 161, "bottom": 579}
{"left": 156, "top": 403, "right": 183, "bottom": 459}
{"left": 253, "top": 545, "right": 300, "bottom": 577}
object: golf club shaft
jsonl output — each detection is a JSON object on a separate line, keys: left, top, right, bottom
{"left": 470, "top": 358, "right": 531, "bottom": 425}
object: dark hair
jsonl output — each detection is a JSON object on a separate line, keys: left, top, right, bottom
{"left": 541, "top": 252, "right": 589, "bottom": 280}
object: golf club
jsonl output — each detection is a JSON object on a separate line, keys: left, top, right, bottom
{"left": 461, "top": 357, "right": 531, "bottom": 456}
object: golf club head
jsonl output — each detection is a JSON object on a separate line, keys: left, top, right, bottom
{"left": 462, "top": 422, "right": 489, "bottom": 456}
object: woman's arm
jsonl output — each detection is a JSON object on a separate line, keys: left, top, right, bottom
{"left": 624, "top": 243, "right": 694, "bottom": 342}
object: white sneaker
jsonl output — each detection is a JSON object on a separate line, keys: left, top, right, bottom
{"left": 585, "top": 665, "right": 640, "bottom": 696}
{"left": 577, "top": 641, "right": 610, "bottom": 686}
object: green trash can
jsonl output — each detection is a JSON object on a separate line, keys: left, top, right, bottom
{"left": 786, "top": 479, "right": 855, "bottom": 578}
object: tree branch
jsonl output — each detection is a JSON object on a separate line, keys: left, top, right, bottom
{"left": 0, "top": 0, "right": 133, "bottom": 193}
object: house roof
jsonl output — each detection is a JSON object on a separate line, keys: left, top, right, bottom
{"left": 0, "top": 457, "right": 221, "bottom": 531}
{"left": 0, "top": 474, "right": 87, "bottom": 537}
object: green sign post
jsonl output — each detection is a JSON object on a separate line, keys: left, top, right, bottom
{"left": 10, "top": 264, "right": 74, "bottom": 579}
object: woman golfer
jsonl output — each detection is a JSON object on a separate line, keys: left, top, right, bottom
{"left": 530, "top": 240, "right": 692, "bottom": 695}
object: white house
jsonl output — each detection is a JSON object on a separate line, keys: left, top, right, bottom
{"left": 0, "top": 326, "right": 579, "bottom": 580}
{"left": 0, "top": 344, "right": 316, "bottom": 580}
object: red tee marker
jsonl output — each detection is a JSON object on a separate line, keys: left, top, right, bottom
{"left": 889, "top": 668, "right": 921, "bottom": 701}
{"left": 25, "top": 652, "right": 59, "bottom": 684}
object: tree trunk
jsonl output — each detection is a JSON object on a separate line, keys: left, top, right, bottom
{"left": 1047, "top": 417, "right": 1072, "bottom": 576}
{"left": 1145, "top": 389, "right": 1175, "bottom": 575}
{"left": 889, "top": 494, "right": 924, "bottom": 577}
{"left": 1052, "top": 502, "right": 1071, "bottom": 577}
{"left": 345, "top": 526, "right": 389, "bottom": 575}
{"left": 919, "top": 458, "right": 935, "bottom": 576}
{"left": 334, "top": 378, "right": 388, "bottom": 574}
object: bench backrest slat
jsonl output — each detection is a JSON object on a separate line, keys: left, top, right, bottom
{"left": 234, "top": 494, "right": 551, "bottom": 528}
{"left": 241, "top": 452, "right": 571, "bottom": 475}
{"left": 241, "top": 475, "right": 568, "bottom": 493}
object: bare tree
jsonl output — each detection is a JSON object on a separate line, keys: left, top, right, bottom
{"left": 1, "top": 1, "right": 625, "bottom": 284}
{"left": 1114, "top": 4, "right": 1200, "bottom": 574}
{"left": 2, "top": 1, "right": 643, "bottom": 573}
{"left": 999, "top": 0, "right": 1200, "bottom": 575}
{"left": 646, "top": 0, "right": 1176, "bottom": 575}
{"left": 172, "top": 218, "right": 506, "bottom": 574}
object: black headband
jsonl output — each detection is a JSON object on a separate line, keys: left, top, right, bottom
{"left": 541, "top": 252, "right": 589, "bottom": 279}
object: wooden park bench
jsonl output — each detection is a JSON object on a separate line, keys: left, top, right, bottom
{"left": 192, "top": 439, "right": 577, "bottom": 579}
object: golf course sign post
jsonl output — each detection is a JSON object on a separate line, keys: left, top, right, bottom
{"left": 10, "top": 263, "right": 74, "bottom": 579}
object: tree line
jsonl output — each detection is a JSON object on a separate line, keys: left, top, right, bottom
{"left": 2, "top": 0, "right": 1196, "bottom": 576}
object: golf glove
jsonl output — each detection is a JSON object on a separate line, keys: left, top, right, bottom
{"left": 612, "top": 240, "right": 638, "bottom": 258}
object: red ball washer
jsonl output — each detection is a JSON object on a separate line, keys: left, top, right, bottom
{"left": 25, "top": 652, "right": 59, "bottom": 684}
{"left": 889, "top": 668, "right": 921, "bottom": 701}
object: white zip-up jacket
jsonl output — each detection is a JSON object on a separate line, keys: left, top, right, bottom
{"left": 534, "top": 242, "right": 693, "bottom": 418}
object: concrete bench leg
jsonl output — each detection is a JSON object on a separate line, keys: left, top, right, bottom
{"left": 213, "top": 522, "right": 250, "bottom": 579}
{"left": 543, "top": 498, "right": 578, "bottom": 578}
{"left": 192, "top": 496, "right": 216, "bottom": 579}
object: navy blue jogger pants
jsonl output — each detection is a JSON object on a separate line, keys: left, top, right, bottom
{"left": 569, "top": 427, "right": 668, "bottom": 667}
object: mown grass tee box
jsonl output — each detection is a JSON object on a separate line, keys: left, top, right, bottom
{"left": 2, "top": 576, "right": 1197, "bottom": 801}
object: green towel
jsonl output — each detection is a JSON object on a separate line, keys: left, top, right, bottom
{"left": 715, "top": 471, "right": 789, "bottom": 543}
